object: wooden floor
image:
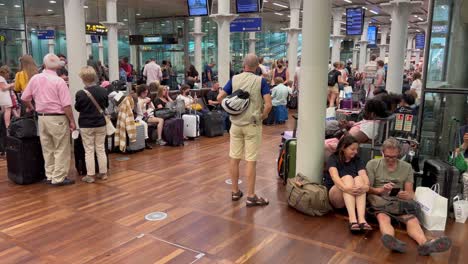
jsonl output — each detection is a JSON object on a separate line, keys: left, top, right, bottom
{"left": 0, "top": 117, "right": 466, "bottom": 264}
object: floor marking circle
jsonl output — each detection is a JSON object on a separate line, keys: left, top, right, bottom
{"left": 145, "top": 212, "right": 168, "bottom": 221}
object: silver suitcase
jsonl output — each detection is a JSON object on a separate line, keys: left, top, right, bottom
{"left": 183, "top": 114, "right": 200, "bottom": 139}
{"left": 126, "top": 122, "right": 145, "bottom": 152}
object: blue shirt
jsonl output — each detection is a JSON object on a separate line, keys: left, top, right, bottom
{"left": 223, "top": 77, "right": 270, "bottom": 96}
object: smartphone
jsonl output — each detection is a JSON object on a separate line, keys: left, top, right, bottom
{"left": 390, "top": 188, "right": 401, "bottom": 197}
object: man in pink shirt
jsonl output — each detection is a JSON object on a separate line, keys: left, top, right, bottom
{"left": 21, "top": 53, "right": 76, "bottom": 186}
{"left": 142, "top": 58, "right": 162, "bottom": 85}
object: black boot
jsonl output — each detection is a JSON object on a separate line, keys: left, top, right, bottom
{"left": 145, "top": 139, "right": 153, "bottom": 149}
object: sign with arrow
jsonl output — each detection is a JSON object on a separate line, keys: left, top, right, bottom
{"left": 230, "top": 17, "right": 262, "bottom": 33}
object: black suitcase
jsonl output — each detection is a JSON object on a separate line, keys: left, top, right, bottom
{"left": 162, "top": 118, "right": 184, "bottom": 146}
{"left": 422, "top": 159, "right": 460, "bottom": 209}
{"left": 6, "top": 136, "right": 45, "bottom": 184}
{"left": 201, "top": 111, "right": 224, "bottom": 137}
{"left": 74, "top": 134, "right": 109, "bottom": 176}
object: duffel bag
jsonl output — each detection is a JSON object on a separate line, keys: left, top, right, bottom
{"left": 286, "top": 173, "right": 332, "bottom": 216}
{"left": 8, "top": 114, "right": 38, "bottom": 138}
{"left": 155, "top": 109, "right": 176, "bottom": 120}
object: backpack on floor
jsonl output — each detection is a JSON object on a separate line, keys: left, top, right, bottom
{"left": 286, "top": 173, "right": 332, "bottom": 216}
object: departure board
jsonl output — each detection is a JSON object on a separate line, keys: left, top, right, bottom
{"left": 346, "top": 8, "right": 364, "bottom": 36}
{"left": 415, "top": 33, "right": 425, "bottom": 49}
{"left": 236, "top": 0, "right": 260, "bottom": 13}
{"left": 187, "top": 0, "right": 209, "bottom": 16}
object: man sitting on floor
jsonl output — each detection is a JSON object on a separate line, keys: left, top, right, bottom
{"left": 366, "top": 138, "right": 452, "bottom": 256}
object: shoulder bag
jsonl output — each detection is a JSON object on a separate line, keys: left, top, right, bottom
{"left": 83, "top": 89, "right": 116, "bottom": 136}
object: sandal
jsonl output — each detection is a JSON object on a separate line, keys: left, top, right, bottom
{"left": 349, "top": 222, "right": 361, "bottom": 233}
{"left": 359, "top": 222, "right": 373, "bottom": 231}
{"left": 232, "top": 190, "right": 243, "bottom": 201}
{"left": 246, "top": 195, "right": 269, "bottom": 207}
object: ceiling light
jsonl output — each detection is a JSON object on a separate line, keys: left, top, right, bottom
{"left": 414, "top": 15, "right": 418, "bottom": 18}
{"left": 123, "top": 18, "right": 128, "bottom": 21}
{"left": 161, "top": 24, "right": 165, "bottom": 26}
{"left": 370, "top": 10, "right": 378, "bottom": 15}
{"left": 343, "top": 12, "right": 346, "bottom": 15}
{"left": 0, "top": 3, "right": 5, "bottom": 6}
{"left": 344, "top": 0, "right": 352, "bottom": 3}
{"left": 47, "top": 9, "right": 53, "bottom": 12}
{"left": 49, "top": 0, "right": 56, "bottom": 3}
{"left": 136, "top": 13, "right": 141, "bottom": 16}
{"left": 362, "top": 7, "right": 368, "bottom": 10}
{"left": 14, "top": 4, "right": 21, "bottom": 8}
{"left": 418, "top": 17, "right": 424, "bottom": 21}
{"left": 84, "top": 5, "right": 88, "bottom": 8}
{"left": 416, "top": 30, "right": 421, "bottom": 32}
{"left": 273, "top": 3, "right": 288, "bottom": 9}
{"left": 274, "top": 12, "right": 284, "bottom": 16}
{"left": 212, "top": 27, "right": 216, "bottom": 29}
{"left": 340, "top": 21, "right": 346, "bottom": 24}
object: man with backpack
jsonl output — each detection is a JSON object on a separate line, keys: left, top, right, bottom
{"left": 327, "top": 62, "right": 342, "bottom": 107}
{"left": 217, "top": 54, "right": 272, "bottom": 207}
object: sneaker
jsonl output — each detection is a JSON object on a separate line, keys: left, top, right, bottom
{"left": 52, "top": 178, "right": 75, "bottom": 186}
{"left": 81, "top": 176, "right": 95, "bottom": 183}
{"left": 42, "top": 179, "right": 52, "bottom": 184}
{"left": 381, "top": 234, "right": 407, "bottom": 253}
{"left": 97, "top": 173, "right": 108, "bottom": 180}
{"left": 417, "top": 236, "right": 452, "bottom": 256}
{"left": 157, "top": 139, "right": 167, "bottom": 146}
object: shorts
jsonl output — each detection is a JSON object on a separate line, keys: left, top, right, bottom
{"left": 328, "top": 85, "right": 339, "bottom": 94}
{"left": 229, "top": 123, "right": 262, "bottom": 161}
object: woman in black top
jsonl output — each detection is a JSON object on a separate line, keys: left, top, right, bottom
{"left": 324, "top": 135, "right": 372, "bottom": 233}
{"left": 154, "top": 85, "right": 173, "bottom": 109}
{"left": 74, "top": 66, "right": 109, "bottom": 183}
{"left": 186, "top": 64, "right": 199, "bottom": 82}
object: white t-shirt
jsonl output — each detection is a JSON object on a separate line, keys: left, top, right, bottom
{"left": 176, "top": 94, "right": 193, "bottom": 106}
{"left": 350, "top": 120, "right": 381, "bottom": 141}
{"left": 411, "top": 79, "right": 423, "bottom": 103}
{"left": 143, "top": 62, "right": 162, "bottom": 85}
{"left": 0, "top": 76, "right": 12, "bottom": 107}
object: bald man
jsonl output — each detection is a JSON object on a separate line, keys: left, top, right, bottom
{"left": 218, "top": 54, "right": 272, "bottom": 207}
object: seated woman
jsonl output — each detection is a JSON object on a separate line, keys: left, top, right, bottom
{"left": 135, "top": 85, "right": 166, "bottom": 147}
{"left": 324, "top": 135, "right": 372, "bottom": 233}
{"left": 325, "top": 99, "right": 389, "bottom": 157}
{"left": 154, "top": 85, "right": 173, "bottom": 109}
{"left": 176, "top": 84, "right": 197, "bottom": 110}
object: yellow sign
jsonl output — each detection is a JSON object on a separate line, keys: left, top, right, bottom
{"left": 85, "top": 23, "right": 108, "bottom": 35}
{"left": 0, "top": 35, "right": 6, "bottom": 42}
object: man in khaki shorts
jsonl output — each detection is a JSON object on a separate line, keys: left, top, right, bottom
{"left": 218, "top": 54, "right": 272, "bottom": 207}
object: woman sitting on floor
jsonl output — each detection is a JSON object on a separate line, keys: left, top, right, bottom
{"left": 324, "top": 135, "right": 372, "bottom": 233}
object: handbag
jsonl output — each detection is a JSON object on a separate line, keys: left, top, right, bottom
{"left": 8, "top": 113, "right": 38, "bottom": 138}
{"left": 83, "top": 90, "right": 116, "bottom": 136}
{"left": 154, "top": 108, "right": 176, "bottom": 120}
{"left": 286, "top": 173, "right": 332, "bottom": 216}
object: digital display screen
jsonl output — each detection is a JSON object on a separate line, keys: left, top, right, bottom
{"left": 85, "top": 23, "right": 108, "bottom": 35}
{"left": 346, "top": 8, "right": 364, "bottom": 36}
{"left": 187, "top": 0, "right": 209, "bottom": 16}
{"left": 143, "top": 36, "right": 162, "bottom": 43}
{"left": 367, "top": 26, "right": 377, "bottom": 47}
{"left": 415, "top": 33, "right": 425, "bottom": 49}
{"left": 236, "top": 0, "right": 259, "bottom": 13}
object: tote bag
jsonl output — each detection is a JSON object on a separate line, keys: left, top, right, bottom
{"left": 415, "top": 184, "right": 448, "bottom": 231}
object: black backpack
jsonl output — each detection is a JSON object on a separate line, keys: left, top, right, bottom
{"left": 327, "top": 70, "right": 338, "bottom": 86}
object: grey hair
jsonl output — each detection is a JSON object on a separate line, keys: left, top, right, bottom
{"left": 43, "top": 53, "right": 61, "bottom": 70}
{"left": 243, "top": 53, "right": 259, "bottom": 69}
{"left": 382, "top": 138, "right": 401, "bottom": 152}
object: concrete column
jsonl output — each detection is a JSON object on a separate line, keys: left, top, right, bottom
{"left": 102, "top": 0, "right": 122, "bottom": 82}
{"left": 287, "top": 0, "right": 303, "bottom": 79}
{"left": 331, "top": 8, "right": 344, "bottom": 64}
{"left": 128, "top": 8, "right": 138, "bottom": 69}
{"left": 378, "top": 26, "right": 389, "bottom": 59}
{"left": 211, "top": 0, "right": 237, "bottom": 86}
{"left": 248, "top": 32, "right": 257, "bottom": 54}
{"left": 405, "top": 34, "right": 415, "bottom": 69}
{"left": 366, "top": 48, "right": 371, "bottom": 63}
{"left": 352, "top": 37, "right": 359, "bottom": 68}
{"left": 358, "top": 18, "right": 370, "bottom": 72}
{"left": 20, "top": 31, "right": 27, "bottom": 55}
{"left": 414, "top": 49, "right": 421, "bottom": 66}
{"left": 64, "top": 0, "right": 87, "bottom": 125}
{"left": 86, "top": 35, "right": 93, "bottom": 57}
{"left": 296, "top": 0, "right": 331, "bottom": 183}
{"left": 191, "top": 17, "right": 205, "bottom": 86}
{"left": 98, "top": 37, "right": 104, "bottom": 63}
{"left": 382, "top": 0, "right": 422, "bottom": 94}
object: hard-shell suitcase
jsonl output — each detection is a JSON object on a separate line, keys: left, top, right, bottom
{"left": 74, "top": 134, "right": 109, "bottom": 176}
{"left": 340, "top": 98, "right": 360, "bottom": 110}
{"left": 163, "top": 118, "right": 184, "bottom": 146}
{"left": 423, "top": 159, "right": 460, "bottom": 209}
{"left": 277, "top": 139, "right": 297, "bottom": 184}
{"left": 183, "top": 114, "right": 200, "bottom": 139}
{"left": 126, "top": 122, "right": 145, "bottom": 152}
{"left": 6, "top": 136, "right": 45, "bottom": 184}
{"left": 201, "top": 111, "right": 224, "bottom": 137}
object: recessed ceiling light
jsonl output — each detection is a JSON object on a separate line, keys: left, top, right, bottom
{"left": 370, "top": 10, "right": 378, "bottom": 15}
{"left": 416, "top": 29, "right": 421, "bottom": 32}
{"left": 414, "top": 15, "right": 418, "bottom": 18}
{"left": 49, "top": 0, "right": 56, "bottom": 3}
{"left": 212, "top": 27, "right": 216, "bottom": 29}
{"left": 418, "top": 17, "right": 424, "bottom": 21}
{"left": 273, "top": 3, "right": 288, "bottom": 9}
{"left": 84, "top": 5, "right": 88, "bottom": 8}
{"left": 274, "top": 12, "right": 283, "bottom": 16}
{"left": 14, "top": 4, "right": 21, "bottom": 8}
{"left": 136, "top": 13, "right": 141, "bottom": 16}
{"left": 161, "top": 24, "right": 165, "bottom": 26}
{"left": 123, "top": 18, "right": 128, "bottom": 21}
{"left": 47, "top": 9, "right": 53, "bottom": 12}
{"left": 344, "top": 0, "right": 352, "bottom": 3}
{"left": 362, "top": 7, "right": 368, "bottom": 10}
{"left": 0, "top": 3, "right": 5, "bottom": 6}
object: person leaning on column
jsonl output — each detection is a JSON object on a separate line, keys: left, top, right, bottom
{"left": 21, "top": 53, "right": 76, "bottom": 186}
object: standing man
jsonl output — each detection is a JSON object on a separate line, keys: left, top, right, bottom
{"left": 204, "top": 61, "right": 215, "bottom": 88}
{"left": 21, "top": 54, "right": 76, "bottom": 186}
{"left": 218, "top": 54, "right": 272, "bottom": 207}
{"left": 143, "top": 58, "right": 162, "bottom": 85}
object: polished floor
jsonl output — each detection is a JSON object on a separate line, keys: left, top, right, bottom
{"left": 0, "top": 117, "right": 466, "bottom": 264}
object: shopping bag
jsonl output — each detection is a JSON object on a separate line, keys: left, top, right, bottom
{"left": 415, "top": 184, "right": 448, "bottom": 231}
{"left": 326, "top": 107, "right": 336, "bottom": 121}
{"left": 344, "top": 86, "right": 353, "bottom": 99}
{"left": 453, "top": 196, "right": 468, "bottom": 223}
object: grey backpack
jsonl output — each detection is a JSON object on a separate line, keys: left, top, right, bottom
{"left": 286, "top": 173, "right": 332, "bottom": 216}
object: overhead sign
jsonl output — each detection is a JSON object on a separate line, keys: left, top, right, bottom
{"left": 187, "top": 0, "right": 209, "bottom": 16}
{"left": 346, "top": 8, "right": 364, "bottom": 36}
{"left": 129, "top": 35, "right": 178, "bottom": 45}
{"left": 367, "top": 26, "right": 377, "bottom": 47}
{"left": 86, "top": 23, "right": 108, "bottom": 35}
{"left": 236, "top": 0, "right": 260, "bottom": 13}
{"left": 415, "top": 33, "right": 425, "bottom": 49}
{"left": 230, "top": 17, "right": 262, "bottom": 32}
{"left": 0, "top": 35, "right": 6, "bottom": 42}
{"left": 37, "top": 30, "right": 55, "bottom": 40}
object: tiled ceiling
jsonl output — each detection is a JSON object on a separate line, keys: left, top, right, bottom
{"left": 1, "top": 0, "right": 430, "bottom": 35}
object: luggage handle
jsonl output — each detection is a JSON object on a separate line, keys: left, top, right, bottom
{"left": 431, "top": 183, "right": 441, "bottom": 194}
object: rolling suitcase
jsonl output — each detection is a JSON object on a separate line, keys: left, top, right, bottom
{"left": 6, "top": 136, "right": 45, "bottom": 184}
{"left": 277, "top": 114, "right": 298, "bottom": 184}
{"left": 126, "top": 121, "right": 145, "bottom": 152}
{"left": 422, "top": 159, "right": 460, "bottom": 209}
{"left": 163, "top": 118, "right": 184, "bottom": 146}
{"left": 74, "top": 134, "right": 109, "bottom": 176}
{"left": 201, "top": 111, "right": 224, "bottom": 137}
{"left": 183, "top": 113, "right": 200, "bottom": 139}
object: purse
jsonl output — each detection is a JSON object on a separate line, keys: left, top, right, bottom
{"left": 154, "top": 108, "right": 176, "bottom": 120}
{"left": 83, "top": 89, "right": 116, "bottom": 136}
